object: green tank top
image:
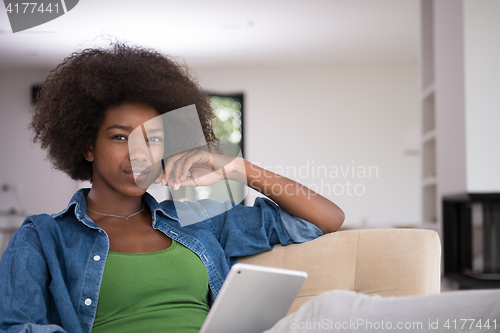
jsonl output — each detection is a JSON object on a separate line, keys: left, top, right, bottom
{"left": 91, "top": 240, "right": 210, "bottom": 333}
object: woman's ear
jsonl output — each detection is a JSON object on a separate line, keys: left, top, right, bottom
{"left": 83, "top": 146, "right": 94, "bottom": 162}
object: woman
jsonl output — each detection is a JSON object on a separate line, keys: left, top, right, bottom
{"left": 0, "top": 43, "right": 344, "bottom": 333}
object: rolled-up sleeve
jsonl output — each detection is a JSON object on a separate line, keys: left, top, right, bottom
{"left": 276, "top": 205, "right": 324, "bottom": 243}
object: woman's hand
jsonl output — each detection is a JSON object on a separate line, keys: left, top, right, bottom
{"left": 155, "top": 149, "right": 242, "bottom": 190}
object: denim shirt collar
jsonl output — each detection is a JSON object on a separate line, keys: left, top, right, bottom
{"left": 52, "top": 188, "right": 180, "bottom": 230}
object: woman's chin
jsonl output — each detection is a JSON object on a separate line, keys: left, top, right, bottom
{"left": 133, "top": 176, "right": 157, "bottom": 191}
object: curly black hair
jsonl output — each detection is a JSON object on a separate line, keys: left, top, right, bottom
{"left": 30, "top": 42, "right": 217, "bottom": 181}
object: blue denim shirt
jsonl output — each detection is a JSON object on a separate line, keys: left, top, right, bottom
{"left": 0, "top": 188, "right": 323, "bottom": 333}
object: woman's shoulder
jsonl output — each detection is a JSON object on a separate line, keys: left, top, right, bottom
{"left": 16, "top": 203, "right": 88, "bottom": 242}
{"left": 18, "top": 213, "right": 57, "bottom": 231}
{"left": 8, "top": 212, "right": 93, "bottom": 261}
{"left": 4, "top": 214, "right": 56, "bottom": 256}
{"left": 22, "top": 205, "right": 78, "bottom": 228}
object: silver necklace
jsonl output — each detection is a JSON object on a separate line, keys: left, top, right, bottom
{"left": 86, "top": 206, "right": 145, "bottom": 220}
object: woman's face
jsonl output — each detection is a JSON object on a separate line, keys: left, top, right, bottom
{"left": 85, "top": 102, "right": 164, "bottom": 197}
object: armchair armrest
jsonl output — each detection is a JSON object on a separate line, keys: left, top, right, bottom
{"left": 238, "top": 228, "right": 441, "bottom": 314}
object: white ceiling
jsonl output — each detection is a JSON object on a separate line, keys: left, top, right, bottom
{"left": 0, "top": 0, "right": 418, "bottom": 70}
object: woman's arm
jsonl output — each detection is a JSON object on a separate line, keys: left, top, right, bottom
{"left": 161, "top": 150, "right": 345, "bottom": 234}
{"left": 230, "top": 159, "right": 344, "bottom": 234}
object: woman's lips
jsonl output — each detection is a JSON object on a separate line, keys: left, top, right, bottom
{"left": 125, "top": 167, "right": 152, "bottom": 182}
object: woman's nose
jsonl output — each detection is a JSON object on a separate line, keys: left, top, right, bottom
{"left": 130, "top": 144, "right": 149, "bottom": 162}
{"left": 128, "top": 130, "right": 151, "bottom": 164}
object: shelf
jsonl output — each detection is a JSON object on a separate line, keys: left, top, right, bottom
{"left": 422, "top": 139, "right": 436, "bottom": 179}
{"left": 422, "top": 176, "right": 437, "bottom": 187}
{"left": 421, "top": 83, "right": 435, "bottom": 100}
{"left": 422, "top": 92, "right": 435, "bottom": 134}
{"left": 444, "top": 273, "right": 500, "bottom": 290}
{"left": 422, "top": 129, "right": 436, "bottom": 143}
{"left": 0, "top": 215, "right": 25, "bottom": 230}
{"left": 420, "top": 0, "right": 439, "bottom": 237}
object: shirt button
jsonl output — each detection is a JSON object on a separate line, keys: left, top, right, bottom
{"left": 85, "top": 298, "right": 92, "bottom": 306}
{"left": 98, "top": 230, "right": 103, "bottom": 233}
{"left": 93, "top": 255, "right": 101, "bottom": 261}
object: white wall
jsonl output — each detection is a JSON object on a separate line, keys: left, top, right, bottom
{"left": 464, "top": 0, "right": 500, "bottom": 192}
{"left": 194, "top": 64, "right": 420, "bottom": 228}
{"left": 0, "top": 63, "right": 420, "bottom": 228}
{"left": 0, "top": 70, "right": 79, "bottom": 216}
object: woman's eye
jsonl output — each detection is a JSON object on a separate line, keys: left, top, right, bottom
{"left": 147, "top": 137, "right": 163, "bottom": 143}
{"left": 112, "top": 135, "right": 127, "bottom": 141}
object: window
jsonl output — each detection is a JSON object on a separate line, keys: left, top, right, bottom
{"left": 169, "top": 93, "right": 246, "bottom": 205}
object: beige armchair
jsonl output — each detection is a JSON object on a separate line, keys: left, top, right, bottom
{"left": 238, "top": 228, "right": 441, "bottom": 314}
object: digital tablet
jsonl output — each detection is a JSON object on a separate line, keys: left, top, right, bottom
{"left": 200, "top": 263, "right": 307, "bottom": 333}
